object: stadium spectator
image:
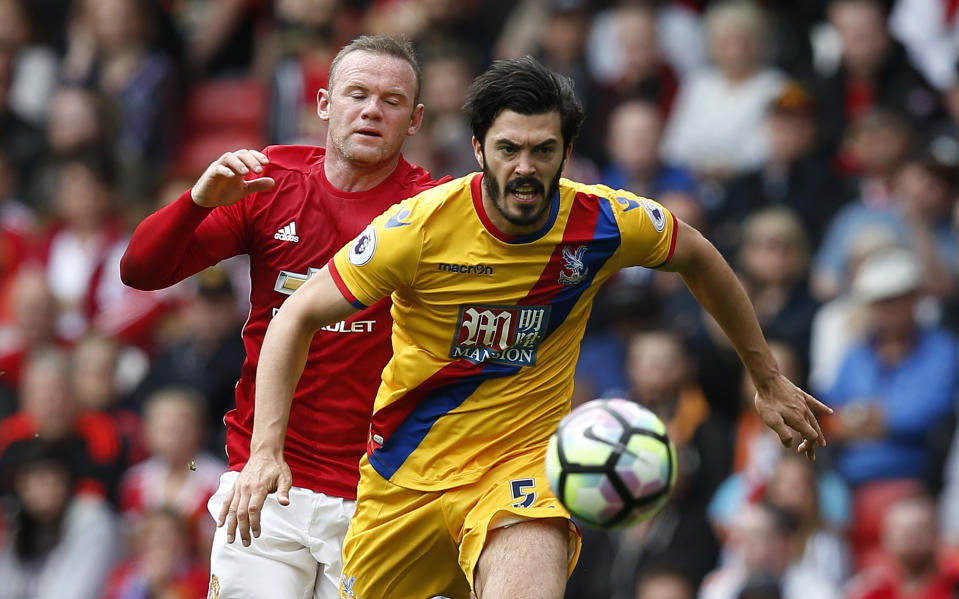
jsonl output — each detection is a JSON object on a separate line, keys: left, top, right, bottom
{"left": 61, "top": 0, "right": 180, "bottom": 201}
{"left": 0, "top": 439, "right": 120, "bottom": 599}
{"left": 845, "top": 494, "right": 959, "bottom": 599}
{"left": 805, "top": 0, "right": 940, "bottom": 160}
{"left": 99, "top": 507, "right": 209, "bottom": 599}
{"left": 717, "top": 81, "right": 846, "bottom": 254}
{"left": 734, "top": 207, "right": 819, "bottom": 357}
{"left": 811, "top": 109, "right": 914, "bottom": 300}
{"left": 600, "top": 99, "right": 698, "bottom": 201}
{"left": 0, "top": 43, "right": 44, "bottom": 190}
{"left": 128, "top": 266, "right": 245, "bottom": 451}
{"left": 585, "top": 4, "right": 680, "bottom": 165}
{"left": 26, "top": 85, "right": 112, "bottom": 212}
{"left": 824, "top": 248, "right": 958, "bottom": 487}
{"left": 808, "top": 227, "right": 900, "bottom": 394}
{"left": 0, "top": 0, "right": 58, "bottom": 126}
{"left": 661, "top": 0, "right": 786, "bottom": 184}
{"left": 762, "top": 454, "right": 853, "bottom": 588}
{"left": 0, "top": 348, "right": 128, "bottom": 502}
{"left": 889, "top": 0, "right": 959, "bottom": 92}
{"left": 0, "top": 268, "right": 61, "bottom": 411}
{"left": 118, "top": 388, "right": 224, "bottom": 562}
{"left": 699, "top": 502, "right": 839, "bottom": 599}
{"left": 33, "top": 152, "right": 167, "bottom": 347}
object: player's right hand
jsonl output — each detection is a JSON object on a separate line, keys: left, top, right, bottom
{"left": 192, "top": 149, "right": 276, "bottom": 208}
{"left": 218, "top": 451, "right": 292, "bottom": 546}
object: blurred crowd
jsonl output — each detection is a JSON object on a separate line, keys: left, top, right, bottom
{"left": 0, "top": 0, "right": 957, "bottom": 598}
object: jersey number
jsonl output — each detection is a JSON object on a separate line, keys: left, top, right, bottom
{"left": 510, "top": 478, "right": 537, "bottom": 508}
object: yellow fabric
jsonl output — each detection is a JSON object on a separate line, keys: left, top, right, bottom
{"left": 339, "top": 452, "right": 581, "bottom": 598}
{"left": 331, "top": 173, "right": 676, "bottom": 490}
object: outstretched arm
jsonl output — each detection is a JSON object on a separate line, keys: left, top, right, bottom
{"left": 220, "top": 265, "right": 359, "bottom": 545}
{"left": 659, "top": 220, "right": 832, "bottom": 458}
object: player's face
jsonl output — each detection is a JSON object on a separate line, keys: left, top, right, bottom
{"left": 474, "top": 110, "right": 569, "bottom": 235}
{"left": 319, "top": 50, "right": 424, "bottom": 167}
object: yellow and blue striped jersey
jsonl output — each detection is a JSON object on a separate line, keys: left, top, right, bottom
{"left": 329, "top": 173, "right": 676, "bottom": 490}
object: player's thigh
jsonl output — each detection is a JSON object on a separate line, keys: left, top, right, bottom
{"left": 340, "top": 458, "right": 472, "bottom": 599}
{"left": 474, "top": 517, "right": 569, "bottom": 599}
{"left": 207, "top": 473, "right": 319, "bottom": 599}
{"left": 305, "top": 495, "right": 356, "bottom": 599}
{"left": 456, "top": 448, "right": 581, "bottom": 595}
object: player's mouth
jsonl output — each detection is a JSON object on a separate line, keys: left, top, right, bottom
{"left": 355, "top": 128, "right": 383, "bottom": 138}
{"left": 506, "top": 178, "right": 543, "bottom": 204}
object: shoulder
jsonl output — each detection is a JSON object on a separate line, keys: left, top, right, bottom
{"left": 262, "top": 145, "right": 325, "bottom": 175}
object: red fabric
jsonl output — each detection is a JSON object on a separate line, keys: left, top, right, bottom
{"left": 844, "top": 79, "right": 875, "bottom": 123}
{"left": 846, "top": 554, "right": 959, "bottom": 599}
{"left": 947, "top": 0, "right": 959, "bottom": 24}
{"left": 121, "top": 145, "right": 449, "bottom": 498}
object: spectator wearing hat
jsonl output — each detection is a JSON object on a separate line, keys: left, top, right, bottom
{"left": 716, "top": 81, "right": 847, "bottom": 257}
{"left": 824, "top": 247, "right": 959, "bottom": 487}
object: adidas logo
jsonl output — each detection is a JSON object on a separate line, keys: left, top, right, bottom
{"left": 274, "top": 221, "right": 300, "bottom": 243}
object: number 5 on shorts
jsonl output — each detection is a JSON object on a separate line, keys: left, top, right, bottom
{"left": 510, "top": 478, "right": 537, "bottom": 508}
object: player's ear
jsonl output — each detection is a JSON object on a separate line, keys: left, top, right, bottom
{"left": 317, "top": 89, "right": 331, "bottom": 122}
{"left": 472, "top": 137, "right": 484, "bottom": 169}
{"left": 407, "top": 103, "right": 425, "bottom": 136}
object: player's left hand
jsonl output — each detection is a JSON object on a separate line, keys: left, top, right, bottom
{"left": 753, "top": 373, "right": 833, "bottom": 461}
{"left": 218, "top": 452, "right": 292, "bottom": 546}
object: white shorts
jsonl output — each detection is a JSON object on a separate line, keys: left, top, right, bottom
{"left": 206, "top": 471, "right": 356, "bottom": 599}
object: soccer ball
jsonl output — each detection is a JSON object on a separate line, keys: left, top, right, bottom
{"left": 545, "top": 398, "right": 677, "bottom": 529}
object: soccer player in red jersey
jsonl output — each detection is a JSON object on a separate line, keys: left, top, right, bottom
{"left": 119, "top": 36, "right": 447, "bottom": 599}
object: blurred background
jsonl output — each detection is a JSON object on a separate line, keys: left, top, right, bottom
{"left": 0, "top": 0, "right": 958, "bottom": 598}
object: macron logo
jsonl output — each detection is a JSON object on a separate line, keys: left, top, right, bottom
{"left": 274, "top": 221, "right": 300, "bottom": 243}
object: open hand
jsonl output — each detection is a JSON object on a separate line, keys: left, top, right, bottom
{"left": 217, "top": 452, "right": 292, "bottom": 546}
{"left": 192, "top": 149, "right": 275, "bottom": 208}
{"left": 754, "top": 373, "right": 833, "bottom": 461}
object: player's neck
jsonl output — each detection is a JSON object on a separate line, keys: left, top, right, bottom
{"left": 323, "top": 152, "right": 402, "bottom": 193}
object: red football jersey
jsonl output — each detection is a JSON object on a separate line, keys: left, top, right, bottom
{"left": 121, "top": 146, "right": 445, "bottom": 498}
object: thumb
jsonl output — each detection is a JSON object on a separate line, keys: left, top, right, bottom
{"left": 244, "top": 177, "right": 276, "bottom": 194}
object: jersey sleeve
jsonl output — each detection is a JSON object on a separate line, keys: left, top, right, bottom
{"left": 611, "top": 191, "right": 678, "bottom": 269}
{"left": 120, "top": 190, "right": 248, "bottom": 290}
{"left": 329, "top": 198, "right": 423, "bottom": 309}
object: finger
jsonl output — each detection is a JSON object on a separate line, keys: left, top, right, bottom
{"left": 277, "top": 470, "right": 292, "bottom": 507}
{"left": 243, "top": 177, "right": 275, "bottom": 194}
{"left": 235, "top": 149, "right": 269, "bottom": 173}
{"left": 248, "top": 496, "right": 262, "bottom": 539}
{"left": 213, "top": 164, "right": 236, "bottom": 178}
{"left": 221, "top": 152, "right": 250, "bottom": 175}
{"left": 800, "top": 396, "right": 827, "bottom": 446}
{"left": 235, "top": 487, "right": 252, "bottom": 546}
{"left": 805, "top": 395, "right": 834, "bottom": 415}
{"left": 250, "top": 149, "right": 270, "bottom": 164}
{"left": 785, "top": 415, "right": 821, "bottom": 447}
{"left": 217, "top": 485, "right": 236, "bottom": 527}
{"left": 769, "top": 420, "right": 794, "bottom": 448}
{"left": 798, "top": 439, "right": 816, "bottom": 461}
{"left": 225, "top": 492, "right": 240, "bottom": 544}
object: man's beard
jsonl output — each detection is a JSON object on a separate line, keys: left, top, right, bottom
{"left": 482, "top": 162, "right": 564, "bottom": 228}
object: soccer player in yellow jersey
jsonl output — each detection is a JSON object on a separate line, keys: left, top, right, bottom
{"left": 229, "top": 57, "right": 832, "bottom": 598}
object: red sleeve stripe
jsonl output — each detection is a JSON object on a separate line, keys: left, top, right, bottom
{"left": 327, "top": 260, "right": 368, "bottom": 309}
{"left": 653, "top": 212, "right": 679, "bottom": 269}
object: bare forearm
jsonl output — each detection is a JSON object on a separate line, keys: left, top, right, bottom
{"left": 251, "top": 311, "right": 315, "bottom": 456}
{"left": 669, "top": 225, "right": 778, "bottom": 387}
